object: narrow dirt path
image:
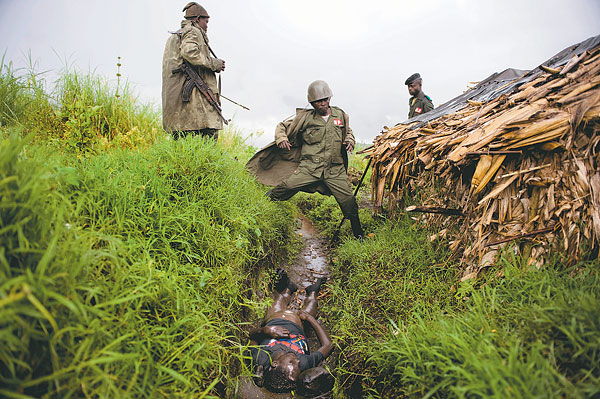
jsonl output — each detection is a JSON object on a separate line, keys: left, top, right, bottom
{"left": 235, "top": 215, "right": 332, "bottom": 399}
{"left": 287, "top": 216, "right": 331, "bottom": 310}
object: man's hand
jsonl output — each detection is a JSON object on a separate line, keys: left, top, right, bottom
{"left": 298, "top": 310, "right": 312, "bottom": 321}
{"left": 278, "top": 140, "right": 292, "bottom": 151}
{"left": 344, "top": 141, "right": 354, "bottom": 153}
{"left": 216, "top": 59, "right": 226, "bottom": 72}
{"left": 265, "top": 325, "right": 290, "bottom": 339}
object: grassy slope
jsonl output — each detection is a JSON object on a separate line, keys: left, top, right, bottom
{"left": 0, "top": 132, "right": 296, "bottom": 398}
{"left": 0, "top": 63, "right": 296, "bottom": 398}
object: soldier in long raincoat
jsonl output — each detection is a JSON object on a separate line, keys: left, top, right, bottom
{"left": 162, "top": 2, "right": 226, "bottom": 140}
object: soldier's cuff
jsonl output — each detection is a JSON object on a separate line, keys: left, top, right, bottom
{"left": 210, "top": 59, "right": 223, "bottom": 72}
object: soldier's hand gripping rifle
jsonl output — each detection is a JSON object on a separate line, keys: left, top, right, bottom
{"left": 172, "top": 60, "right": 229, "bottom": 125}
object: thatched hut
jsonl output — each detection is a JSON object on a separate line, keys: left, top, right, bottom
{"left": 364, "top": 35, "right": 600, "bottom": 276}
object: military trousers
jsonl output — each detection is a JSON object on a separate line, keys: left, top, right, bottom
{"left": 172, "top": 129, "right": 219, "bottom": 141}
{"left": 268, "top": 165, "right": 359, "bottom": 220}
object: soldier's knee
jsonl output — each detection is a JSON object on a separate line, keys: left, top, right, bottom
{"left": 267, "top": 188, "right": 284, "bottom": 201}
{"left": 268, "top": 185, "right": 297, "bottom": 202}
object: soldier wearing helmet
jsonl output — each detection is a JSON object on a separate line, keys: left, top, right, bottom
{"left": 246, "top": 80, "right": 364, "bottom": 239}
{"left": 162, "top": 2, "right": 226, "bottom": 140}
{"left": 405, "top": 73, "right": 434, "bottom": 119}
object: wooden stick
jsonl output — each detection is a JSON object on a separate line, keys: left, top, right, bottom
{"left": 465, "top": 150, "right": 522, "bottom": 156}
{"left": 356, "top": 145, "right": 374, "bottom": 154}
{"left": 406, "top": 205, "right": 464, "bottom": 216}
{"left": 484, "top": 227, "right": 554, "bottom": 247}
{"left": 498, "top": 163, "right": 551, "bottom": 179}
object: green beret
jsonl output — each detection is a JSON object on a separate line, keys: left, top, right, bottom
{"left": 405, "top": 73, "right": 421, "bottom": 85}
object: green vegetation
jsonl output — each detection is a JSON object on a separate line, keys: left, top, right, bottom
{"left": 0, "top": 62, "right": 296, "bottom": 398}
{"left": 0, "top": 56, "right": 160, "bottom": 150}
{"left": 299, "top": 177, "right": 600, "bottom": 398}
{"left": 370, "top": 259, "right": 600, "bottom": 398}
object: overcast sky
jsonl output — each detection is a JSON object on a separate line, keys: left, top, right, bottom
{"left": 1, "top": 0, "right": 599, "bottom": 146}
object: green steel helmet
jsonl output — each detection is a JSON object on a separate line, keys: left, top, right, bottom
{"left": 307, "top": 80, "right": 333, "bottom": 103}
{"left": 183, "top": 2, "right": 209, "bottom": 18}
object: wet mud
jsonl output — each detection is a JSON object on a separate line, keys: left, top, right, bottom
{"left": 233, "top": 216, "right": 332, "bottom": 399}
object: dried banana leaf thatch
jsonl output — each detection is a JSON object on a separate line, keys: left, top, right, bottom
{"left": 366, "top": 41, "right": 600, "bottom": 273}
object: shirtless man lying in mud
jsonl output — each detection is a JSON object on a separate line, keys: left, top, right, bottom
{"left": 246, "top": 270, "right": 332, "bottom": 394}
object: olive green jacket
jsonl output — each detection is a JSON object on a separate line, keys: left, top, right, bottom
{"left": 162, "top": 20, "right": 224, "bottom": 132}
{"left": 408, "top": 91, "right": 434, "bottom": 118}
{"left": 246, "top": 107, "right": 355, "bottom": 192}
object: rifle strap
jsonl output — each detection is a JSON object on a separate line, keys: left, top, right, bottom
{"left": 199, "top": 27, "right": 222, "bottom": 103}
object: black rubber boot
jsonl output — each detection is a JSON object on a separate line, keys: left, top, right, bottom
{"left": 273, "top": 268, "right": 289, "bottom": 293}
{"left": 339, "top": 197, "right": 363, "bottom": 239}
{"left": 349, "top": 215, "right": 364, "bottom": 240}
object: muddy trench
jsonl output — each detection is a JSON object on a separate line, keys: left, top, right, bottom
{"left": 234, "top": 215, "right": 335, "bottom": 399}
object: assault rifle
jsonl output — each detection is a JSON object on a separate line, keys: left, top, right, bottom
{"left": 172, "top": 60, "right": 229, "bottom": 125}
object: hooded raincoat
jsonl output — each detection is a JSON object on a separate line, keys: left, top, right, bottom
{"left": 162, "top": 20, "right": 224, "bottom": 132}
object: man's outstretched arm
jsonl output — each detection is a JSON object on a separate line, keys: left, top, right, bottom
{"left": 299, "top": 311, "right": 333, "bottom": 358}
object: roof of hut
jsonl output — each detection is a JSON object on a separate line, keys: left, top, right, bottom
{"left": 365, "top": 34, "right": 600, "bottom": 275}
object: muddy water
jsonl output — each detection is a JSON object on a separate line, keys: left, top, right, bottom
{"left": 287, "top": 216, "right": 330, "bottom": 310}
{"left": 233, "top": 216, "right": 332, "bottom": 399}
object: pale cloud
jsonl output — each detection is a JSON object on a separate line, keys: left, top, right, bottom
{"left": 0, "top": 0, "right": 599, "bottom": 145}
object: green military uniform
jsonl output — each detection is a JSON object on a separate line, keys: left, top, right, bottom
{"left": 260, "top": 106, "right": 362, "bottom": 236}
{"left": 162, "top": 19, "right": 224, "bottom": 139}
{"left": 408, "top": 91, "right": 434, "bottom": 118}
{"left": 269, "top": 106, "right": 353, "bottom": 197}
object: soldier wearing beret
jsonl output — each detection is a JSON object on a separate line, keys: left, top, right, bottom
{"left": 405, "top": 73, "right": 434, "bottom": 119}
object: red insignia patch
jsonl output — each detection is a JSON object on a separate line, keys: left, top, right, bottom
{"left": 415, "top": 107, "right": 423, "bottom": 113}
{"left": 333, "top": 118, "right": 342, "bottom": 126}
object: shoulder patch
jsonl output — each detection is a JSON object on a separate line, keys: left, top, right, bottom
{"left": 425, "top": 95, "right": 432, "bottom": 101}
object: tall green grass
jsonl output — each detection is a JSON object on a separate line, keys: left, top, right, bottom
{"left": 0, "top": 130, "right": 296, "bottom": 398}
{"left": 370, "top": 258, "right": 600, "bottom": 398}
{"left": 0, "top": 54, "right": 43, "bottom": 128}
{"left": 0, "top": 56, "right": 161, "bottom": 150}
{"left": 322, "top": 218, "right": 459, "bottom": 397}
{"left": 55, "top": 68, "right": 161, "bottom": 150}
